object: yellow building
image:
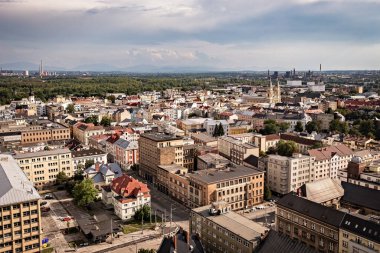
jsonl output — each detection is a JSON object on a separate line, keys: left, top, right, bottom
{"left": 14, "top": 149, "right": 74, "bottom": 188}
{"left": 0, "top": 154, "right": 43, "bottom": 253}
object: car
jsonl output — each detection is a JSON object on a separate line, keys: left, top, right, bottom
{"left": 251, "top": 207, "right": 257, "bottom": 211}
{"left": 244, "top": 209, "right": 250, "bottom": 213}
{"left": 41, "top": 201, "right": 48, "bottom": 206}
{"left": 61, "top": 216, "right": 73, "bottom": 222}
{"left": 44, "top": 194, "right": 53, "bottom": 199}
{"left": 256, "top": 205, "right": 265, "bottom": 210}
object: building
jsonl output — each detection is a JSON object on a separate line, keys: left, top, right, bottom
{"left": 191, "top": 132, "right": 218, "bottom": 147}
{"left": 138, "top": 133, "right": 184, "bottom": 184}
{"left": 188, "top": 165, "right": 264, "bottom": 210}
{"left": 308, "top": 144, "right": 354, "bottom": 181}
{"left": 84, "top": 162, "right": 122, "bottom": 190}
{"left": 267, "top": 154, "right": 315, "bottom": 195}
{"left": 203, "top": 119, "right": 229, "bottom": 136}
{"left": 73, "top": 122, "right": 105, "bottom": 146}
{"left": 339, "top": 214, "right": 380, "bottom": 253}
{"left": 102, "top": 175, "right": 150, "bottom": 220}
{"left": 114, "top": 138, "right": 139, "bottom": 170}
{"left": 71, "top": 148, "right": 107, "bottom": 171}
{"left": 197, "top": 153, "right": 230, "bottom": 170}
{"left": 218, "top": 136, "right": 260, "bottom": 165}
{"left": 277, "top": 194, "right": 345, "bottom": 253}
{"left": 14, "top": 148, "right": 74, "bottom": 188}
{"left": 280, "top": 133, "right": 322, "bottom": 154}
{"left": 177, "top": 118, "right": 209, "bottom": 135}
{"left": 190, "top": 202, "right": 268, "bottom": 253}
{"left": 0, "top": 154, "right": 42, "bottom": 253}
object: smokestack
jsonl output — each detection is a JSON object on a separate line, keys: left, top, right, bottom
{"left": 320, "top": 64, "right": 322, "bottom": 72}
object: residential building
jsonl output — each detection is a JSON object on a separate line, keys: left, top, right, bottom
{"left": 197, "top": 153, "right": 230, "bottom": 170}
{"left": 339, "top": 214, "right": 380, "bottom": 253}
{"left": 308, "top": 144, "right": 354, "bottom": 181}
{"left": 103, "top": 175, "right": 150, "bottom": 220}
{"left": 71, "top": 148, "right": 107, "bottom": 171}
{"left": 203, "top": 119, "right": 229, "bottom": 136}
{"left": 218, "top": 136, "right": 260, "bottom": 165}
{"left": 84, "top": 162, "right": 122, "bottom": 190}
{"left": 267, "top": 154, "right": 315, "bottom": 195}
{"left": 191, "top": 133, "right": 218, "bottom": 147}
{"left": 190, "top": 202, "right": 268, "bottom": 253}
{"left": 280, "top": 133, "right": 322, "bottom": 154}
{"left": 14, "top": 148, "right": 74, "bottom": 188}
{"left": 177, "top": 118, "right": 209, "bottom": 135}
{"left": 277, "top": 194, "right": 345, "bottom": 253}
{"left": 188, "top": 165, "right": 264, "bottom": 210}
{"left": 0, "top": 154, "right": 42, "bottom": 253}
{"left": 114, "top": 138, "right": 139, "bottom": 170}
{"left": 138, "top": 133, "right": 184, "bottom": 184}
{"left": 73, "top": 122, "right": 105, "bottom": 146}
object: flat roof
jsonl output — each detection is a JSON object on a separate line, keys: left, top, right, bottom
{"left": 192, "top": 205, "right": 267, "bottom": 242}
{"left": 14, "top": 148, "right": 71, "bottom": 159}
{"left": 141, "top": 132, "right": 182, "bottom": 142}
{"left": 72, "top": 148, "right": 106, "bottom": 158}
{"left": 189, "top": 165, "right": 263, "bottom": 184}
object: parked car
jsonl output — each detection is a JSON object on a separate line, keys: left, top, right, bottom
{"left": 61, "top": 216, "right": 73, "bottom": 222}
{"left": 41, "top": 206, "right": 50, "bottom": 212}
{"left": 44, "top": 194, "right": 53, "bottom": 200}
{"left": 251, "top": 207, "right": 257, "bottom": 211}
{"left": 41, "top": 201, "right": 48, "bottom": 206}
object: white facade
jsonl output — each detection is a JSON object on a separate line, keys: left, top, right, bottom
{"left": 203, "top": 119, "right": 229, "bottom": 136}
{"left": 113, "top": 192, "right": 151, "bottom": 220}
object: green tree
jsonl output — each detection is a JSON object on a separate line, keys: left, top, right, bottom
{"left": 106, "top": 95, "right": 116, "bottom": 104}
{"left": 85, "top": 159, "right": 95, "bottom": 169}
{"left": 276, "top": 140, "right": 298, "bottom": 157}
{"left": 72, "top": 179, "right": 98, "bottom": 207}
{"left": 134, "top": 205, "right": 151, "bottom": 222}
{"left": 311, "top": 142, "right": 324, "bottom": 149}
{"left": 74, "top": 164, "right": 84, "bottom": 181}
{"left": 100, "top": 116, "right": 112, "bottom": 127}
{"left": 329, "top": 119, "right": 348, "bottom": 134}
{"left": 358, "top": 120, "right": 375, "bottom": 137}
{"left": 66, "top": 104, "right": 75, "bottom": 113}
{"left": 84, "top": 115, "right": 99, "bottom": 125}
{"left": 306, "top": 121, "right": 320, "bottom": 134}
{"left": 264, "top": 185, "right": 272, "bottom": 201}
{"left": 278, "top": 122, "right": 290, "bottom": 133}
{"left": 218, "top": 123, "right": 225, "bottom": 136}
{"left": 260, "top": 120, "right": 280, "bottom": 135}
{"left": 266, "top": 146, "right": 277, "bottom": 155}
{"left": 294, "top": 121, "right": 304, "bottom": 132}
{"left": 56, "top": 171, "right": 69, "bottom": 185}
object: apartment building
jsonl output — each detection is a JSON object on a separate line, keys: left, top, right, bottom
{"left": 308, "top": 144, "right": 354, "bottom": 181}
{"left": 138, "top": 133, "right": 184, "bottom": 184}
{"left": 280, "top": 133, "right": 323, "bottom": 154}
{"left": 71, "top": 148, "right": 107, "bottom": 170}
{"left": 0, "top": 154, "right": 42, "bottom": 253}
{"left": 156, "top": 164, "right": 189, "bottom": 206}
{"left": 190, "top": 202, "right": 267, "bottom": 253}
{"left": 339, "top": 214, "right": 380, "bottom": 253}
{"left": 203, "top": 119, "right": 229, "bottom": 136}
{"left": 277, "top": 194, "right": 345, "bottom": 253}
{"left": 190, "top": 133, "right": 218, "bottom": 147}
{"left": 218, "top": 136, "right": 260, "bottom": 165}
{"left": 188, "top": 165, "right": 264, "bottom": 210}
{"left": 177, "top": 118, "right": 209, "bottom": 135}
{"left": 114, "top": 138, "right": 139, "bottom": 170}
{"left": 73, "top": 122, "right": 105, "bottom": 145}
{"left": 267, "top": 154, "right": 315, "bottom": 195}
{"left": 14, "top": 149, "right": 74, "bottom": 188}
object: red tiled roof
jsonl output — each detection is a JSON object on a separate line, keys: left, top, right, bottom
{"left": 111, "top": 175, "right": 149, "bottom": 198}
{"left": 308, "top": 144, "right": 353, "bottom": 161}
{"left": 265, "top": 134, "right": 280, "bottom": 141}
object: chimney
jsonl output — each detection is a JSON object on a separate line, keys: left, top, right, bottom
{"left": 95, "top": 162, "right": 100, "bottom": 172}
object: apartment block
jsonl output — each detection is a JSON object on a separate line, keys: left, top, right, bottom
{"left": 14, "top": 149, "right": 74, "bottom": 188}
{"left": 73, "top": 122, "right": 105, "bottom": 146}
{"left": 218, "top": 136, "right": 260, "bottom": 165}
{"left": 0, "top": 154, "right": 42, "bottom": 253}
{"left": 71, "top": 148, "right": 107, "bottom": 170}
{"left": 277, "top": 194, "right": 344, "bottom": 253}
{"left": 203, "top": 119, "right": 229, "bottom": 136}
{"left": 190, "top": 202, "right": 267, "bottom": 253}
{"left": 267, "top": 154, "right": 315, "bottom": 195}
{"left": 138, "top": 132, "right": 184, "bottom": 184}
{"left": 114, "top": 138, "right": 139, "bottom": 170}
{"left": 188, "top": 165, "right": 264, "bottom": 210}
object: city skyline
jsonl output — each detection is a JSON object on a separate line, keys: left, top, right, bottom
{"left": 1, "top": 0, "right": 380, "bottom": 71}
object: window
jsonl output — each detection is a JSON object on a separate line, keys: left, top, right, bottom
{"left": 342, "top": 241, "right": 348, "bottom": 248}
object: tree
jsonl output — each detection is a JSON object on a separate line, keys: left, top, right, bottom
{"left": 106, "top": 95, "right": 116, "bottom": 104}
{"left": 329, "top": 119, "right": 348, "bottom": 134}
{"left": 276, "top": 140, "right": 298, "bottom": 157}
{"left": 264, "top": 185, "right": 272, "bottom": 201}
{"left": 66, "top": 104, "right": 75, "bottom": 113}
{"left": 213, "top": 124, "right": 219, "bottom": 137}
{"left": 138, "top": 249, "right": 155, "bottom": 253}
{"left": 260, "top": 120, "right": 280, "bottom": 135}
{"left": 311, "top": 142, "right": 324, "bottom": 149}
{"left": 84, "top": 115, "right": 99, "bottom": 125}
{"left": 134, "top": 205, "right": 151, "bottom": 222}
{"left": 218, "top": 123, "right": 225, "bottom": 136}
{"left": 306, "top": 121, "right": 320, "bottom": 134}
{"left": 85, "top": 159, "right": 94, "bottom": 169}
{"left": 56, "top": 171, "right": 70, "bottom": 185}
{"left": 358, "top": 120, "right": 375, "bottom": 137}
{"left": 72, "top": 179, "right": 98, "bottom": 207}
{"left": 100, "top": 116, "right": 112, "bottom": 127}
{"left": 278, "top": 122, "right": 290, "bottom": 133}
{"left": 294, "top": 121, "right": 304, "bottom": 132}
{"left": 266, "top": 146, "right": 277, "bottom": 155}
{"left": 74, "top": 165, "right": 84, "bottom": 181}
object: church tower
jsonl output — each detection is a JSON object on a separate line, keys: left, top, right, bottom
{"left": 267, "top": 78, "right": 274, "bottom": 103}
{"left": 276, "top": 80, "right": 281, "bottom": 103}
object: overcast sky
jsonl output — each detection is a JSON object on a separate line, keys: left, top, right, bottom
{"left": 1, "top": 0, "right": 379, "bottom": 71}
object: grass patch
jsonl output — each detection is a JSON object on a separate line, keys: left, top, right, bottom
{"left": 122, "top": 220, "right": 157, "bottom": 234}
{"left": 41, "top": 247, "right": 54, "bottom": 253}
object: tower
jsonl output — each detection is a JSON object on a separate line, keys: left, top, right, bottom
{"left": 267, "top": 78, "right": 274, "bottom": 103}
{"left": 39, "top": 60, "right": 43, "bottom": 76}
{"left": 28, "top": 85, "right": 35, "bottom": 103}
{"left": 276, "top": 80, "right": 281, "bottom": 103}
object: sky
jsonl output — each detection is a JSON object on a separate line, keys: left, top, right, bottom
{"left": 0, "top": 0, "right": 380, "bottom": 71}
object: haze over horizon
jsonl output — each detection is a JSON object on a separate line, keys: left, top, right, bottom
{"left": 1, "top": 0, "right": 380, "bottom": 72}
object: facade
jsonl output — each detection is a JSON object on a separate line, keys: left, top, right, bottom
{"left": 114, "top": 138, "right": 139, "bottom": 170}
{"left": 190, "top": 202, "right": 267, "bottom": 253}
{"left": 188, "top": 165, "right": 264, "bottom": 210}
{"left": 14, "top": 149, "right": 74, "bottom": 188}
{"left": 104, "top": 175, "right": 150, "bottom": 220}
{"left": 267, "top": 154, "right": 315, "bottom": 195}
{"left": 218, "top": 136, "right": 260, "bottom": 165}
{"left": 138, "top": 133, "right": 184, "bottom": 184}
{"left": 191, "top": 132, "right": 218, "bottom": 147}
{"left": 277, "top": 194, "right": 344, "bottom": 253}
{"left": 71, "top": 148, "right": 107, "bottom": 170}
{"left": 308, "top": 144, "right": 354, "bottom": 181}
{"left": 73, "top": 122, "right": 105, "bottom": 145}
{"left": 203, "top": 119, "right": 229, "bottom": 136}
{"left": 0, "top": 154, "right": 42, "bottom": 253}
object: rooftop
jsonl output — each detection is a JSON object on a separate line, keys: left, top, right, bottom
{"left": 72, "top": 148, "right": 106, "bottom": 158}
{"left": 14, "top": 148, "right": 71, "bottom": 159}
{"left": 192, "top": 205, "right": 267, "bottom": 242}
{"left": 0, "top": 154, "right": 40, "bottom": 206}
{"left": 140, "top": 132, "right": 182, "bottom": 142}
{"left": 308, "top": 144, "right": 353, "bottom": 161}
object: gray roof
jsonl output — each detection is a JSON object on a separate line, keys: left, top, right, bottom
{"left": 341, "top": 181, "right": 380, "bottom": 212}
{"left": 341, "top": 214, "right": 380, "bottom": 244}
{"left": 0, "top": 154, "right": 40, "bottom": 206}
{"left": 140, "top": 132, "right": 182, "bottom": 142}
{"left": 71, "top": 148, "right": 106, "bottom": 158}
{"left": 14, "top": 148, "right": 71, "bottom": 159}
{"left": 299, "top": 178, "right": 344, "bottom": 204}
